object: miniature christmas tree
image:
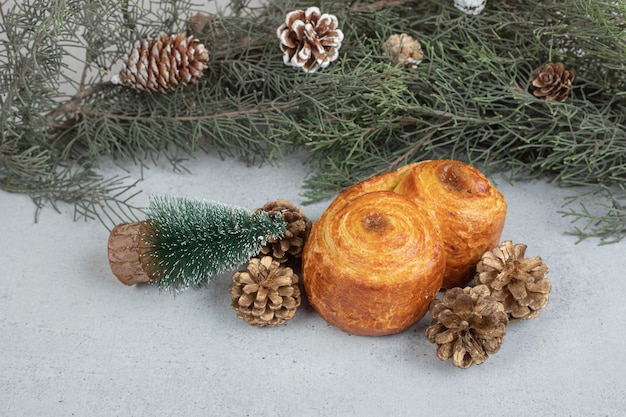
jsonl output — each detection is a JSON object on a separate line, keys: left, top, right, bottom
{"left": 107, "top": 196, "right": 287, "bottom": 292}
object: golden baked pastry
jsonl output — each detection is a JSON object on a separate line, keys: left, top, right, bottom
{"left": 393, "top": 160, "right": 507, "bottom": 288}
{"left": 302, "top": 187, "right": 445, "bottom": 336}
{"left": 302, "top": 159, "right": 507, "bottom": 336}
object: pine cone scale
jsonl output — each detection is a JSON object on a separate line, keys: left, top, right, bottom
{"left": 507, "top": 279, "right": 528, "bottom": 300}
{"left": 435, "top": 328, "right": 457, "bottom": 345}
{"left": 268, "top": 291, "right": 283, "bottom": 305}
{"left": 437, "top": 342, "right": 454, "bottom": 361}
{"left": 243, "top": 283, "right": 259, "bottom": 293}
{"left": 527, "top": 278, "right": 551, "bottom": 294}
{"left": 237, "top": 293, "right": 254, "bottom": 307}
{"left": 463, "top": 332, "right": 488, "bottom": 364}
{"left": 436, "top": 309, "right": 463, "bottom": 328}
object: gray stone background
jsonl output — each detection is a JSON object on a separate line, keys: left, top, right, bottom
{"left": 1, "top": 1, "right": 625, "bottom": 416}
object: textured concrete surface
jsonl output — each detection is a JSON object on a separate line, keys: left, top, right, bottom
{"left": 1, "top": 150, "right": 625, "bottom": 417}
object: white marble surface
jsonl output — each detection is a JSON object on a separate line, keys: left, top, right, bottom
{"left": 1, "top": 150, "right": 624, "bottom": 417}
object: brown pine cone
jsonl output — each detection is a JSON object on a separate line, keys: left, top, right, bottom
{"left": 276, "top": 7, "right": 344, "bottom": 73}
{"left": 115, "top": 33, "right": 209, "bottom": 92}
{"left": 475, "top": 241, "right": 551, "bottom": 321}
{"left": 229, "top": 256, "right": 302, "bottom": 327}
{"left": 425, "top": 285, "right": 508, "bottom": 369}
{"left": 383, "top": 34, "right": 423, "bottom": 68}
{"left": 107, "top": 221, "right": 160, "bottom": 285}
{"left": 254, "top": 200, "right": 312, "bottom": 267}
{"left": 529, "top": 62, "right": 574, "bottom": 101}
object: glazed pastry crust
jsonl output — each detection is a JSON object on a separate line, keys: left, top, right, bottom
{"left": 303, "top": 189, "right": 445, "bottom": 336}
{"left": 394, "top": 160, "right": 507, "bottom": 288}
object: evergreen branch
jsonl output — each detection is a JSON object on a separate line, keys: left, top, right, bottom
{"left": 1, "top": 0, "right": 625, "bottom": 243}
{"left": 70, "top": 99, "right": 298, "bottom": 123}
{"left": 45, "top": 85, "right": 100, "bottom": 127}
{"left": 349, "top": 0, "right": 408, "bottom": 12}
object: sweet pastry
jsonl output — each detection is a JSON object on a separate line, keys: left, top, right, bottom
{"left": 393, "top": 160, "right": 507, "bottom": 288}
{"left": 302, "top": 159, "right": 507, "bottom": 336}
{"left": 302, "top": 187, "right": 445, "bottom": 336}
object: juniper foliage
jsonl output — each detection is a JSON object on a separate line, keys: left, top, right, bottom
{"left": 0, "top": 0, "right": 624, "bottom": 242}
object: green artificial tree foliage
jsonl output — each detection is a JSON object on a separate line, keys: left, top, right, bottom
{"left": 142, "top": 195, "right": 287, "bottom": 292}
{"left": 1, "top": 0, "right": 625, "bottom": 242}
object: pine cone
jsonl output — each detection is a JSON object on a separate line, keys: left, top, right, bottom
{"left": 475, "top": 241, "right": 551, "bottom": 320}
{"left": 229, "top": 256, "right": 302, "bottom": 327}
{"left": 383, "top": 34, "right": 423, "bottom": 68}
{"left": 254, "top": 200, "right": 312, "bottom": 267}
{"left": 107, "top": 221, "right": 160, "bottom": 285}
{"left": 454, "top": 0, "right": 487, "bottom": 15}
{"left": 425, "top": 285, "right": 508, "bottom": 369}
{"left": 529, "top": 62, "right": 574, "bottom": 101}
{"left": 276, "top": 7, "right": 344, "bottom": 73}
{"left": 115, "top": 33, "right": 209, "bottom": 92}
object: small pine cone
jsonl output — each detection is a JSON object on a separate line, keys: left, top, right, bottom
{"left": 529, "top": 62, "right": 574, "bottom": 101}
{"left": 454, "top": 0, "right": 487, "bottom": 15}
{"left": 115, "top": 33, "right": 209, "bottom": 92}
{"left": 383, "top": 34, "right": 423, "bottom": 68}
{"left": 276, "top": 7, "right": 344, "bottom": 73}
{"left": 425, "top": 285, "right": 509, "bottom": 369}
{"left": 254, "top": 200, "right": 312, "bottom": 267}
{"left": 107, "top": 221, "right": 160, "bottom": 285}
{"left": 475, "top": 241, "right": 551, "bottom": 321}
{"left": 229, "top": 256, "right": 302, "bottom": 327}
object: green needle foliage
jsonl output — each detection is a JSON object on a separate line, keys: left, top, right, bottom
{"left": 1, "top": 0, "right": 625, "bottom": 242}
{"left": 143, "top": 195, "right": 287, "bottom": 292}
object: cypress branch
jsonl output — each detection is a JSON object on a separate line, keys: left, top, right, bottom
{"left": 142, "top": 195, "right": 287, "bottom": 292}
{"left": 1, "top": 0, "right": 625, "bottom": 242}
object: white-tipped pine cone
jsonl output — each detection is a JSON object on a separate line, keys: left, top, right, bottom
{"left": 454, "top": 0, "right": 487, "bottom": 15}
{"left": 276, "top": 7, "right": 344, "bottom": 73}
{"left": 230, "top": 256, "right": 301, "bottom": 327}
{"left": 114, "top": 33, "right": 209, "bottom": 92}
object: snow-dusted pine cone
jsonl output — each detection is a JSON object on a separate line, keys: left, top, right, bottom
{"left": 114, "top": 33, "right": 209, "bottom": 92}
{"left": 475, "top": 241, "right": 551, "bottom": 320}
{"left": 425, "top": 285, "right": 509, "bottom": 369}
{"left": 454, "top": 0, "right": 487, "bottom": 15}
{"left": 229, "top": 256, "right": 301, "bottom": 327}
{"left": 276, "top": 7, "right": 343, "bottom": 73}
